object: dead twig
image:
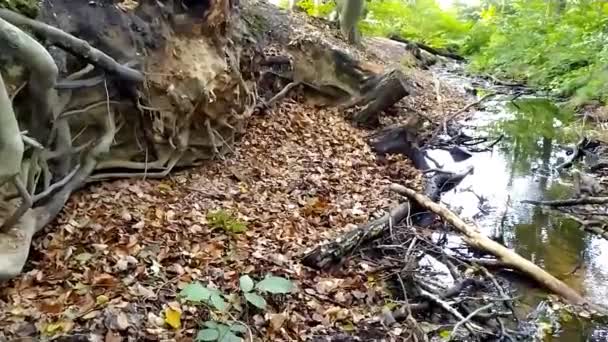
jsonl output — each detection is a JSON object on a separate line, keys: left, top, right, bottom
{"left": 449, "top": 303, "right": 493, "bottom": 341}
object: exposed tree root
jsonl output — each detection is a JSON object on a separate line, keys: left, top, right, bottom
{"left": 0, "top": 9, "right": 144, "bottom": 83}
{"left": 87, "top": 152, "right": 183, "bottom": 182}
{"left": 264, "top": 81, "right": 301, "bottom": 108}
{"left": 0, "top": 178, "right": 32, "bottom": 233}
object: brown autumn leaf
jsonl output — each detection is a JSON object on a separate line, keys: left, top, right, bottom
{"left": 105, "top": 330, "right": 123, "bottom": 342}
{"left": 92, "top": 274, "right": 118, "bottom": 287}
{"left": 269, "top": 313, "right": 287, "bottom": 332}
{"left": 37, "top": 300, "right": 64, "bottom": 315}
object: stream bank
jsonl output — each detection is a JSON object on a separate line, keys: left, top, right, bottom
{"left": 425, "top": 63, "right": 608, "bottom": 341}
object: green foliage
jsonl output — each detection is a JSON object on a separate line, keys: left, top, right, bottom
{"left": 276, "top": 0, "right": 291, "bottom": 10}
{"left": 196, "top": 321, "right": 246, "bottom": 342}
{"left": 239, "top": 274, "right": 294, "bottom": 309}
{"left": 180, "top": 282, "right": 228, "bottom": 312}
{"left": 181, "top": 275, "right": 294, "bottom": 341}
{"left": 297, "top": 0, "right": 336, "bottom": 17}
{"left": 255, "top": 275, "right": 295, "bottom": 294}
{"left": 360, "top": 0, "right": 473, "bottom": 49}
{"left": 207, "top": 210, "right": 247, "bottom": 233}
{"left": 465, "top": 0, "right": 608, "bottom": 104}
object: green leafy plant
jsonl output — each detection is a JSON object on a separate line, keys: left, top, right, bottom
{"left": 296, "top": 0, "right": 336, "bottom": 17}
{"left": 180, "top": 282, "right": 228, "bottom": 312}
{"left": 239, "top": 275, "right": 295, "bottom": 309}
{"left": 180, "top": 275, "right": 294, "bottom": 341}
{"left": 207, "top": 210, "right": 247, "bottom": 233}
{"left": 196, "top": 321, "right": 247, "bottom": 342}
{"left": 464, "top": 0, "right": 608, "bottom": 104}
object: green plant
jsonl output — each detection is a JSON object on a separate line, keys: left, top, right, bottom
{"left": 297, "top": 0, "right": 336, "bottom": 17}
{"left": 181, "top": 282, "right": 229, "bottom": 311}
{"left": 196, "top": 321, "right": 247, "bottom": 342}
{"left": 238, "top": 275, "right": 294, "bottom": 309}
{"left": 360, "top": 0, "right": 473, "bottom": 49}
{"left": 179, "top": 275, "right": 294, "bottom": 341}
{"left": 207, "top": 210, "right": 247, "bottom": 233}
{"left": 464, "top": 0, "right": 608, "bottom": 104}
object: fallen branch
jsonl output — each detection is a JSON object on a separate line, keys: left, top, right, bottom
{"left": 521, "top": 197, "right": 608, "bottom": 207}
{"left": 424, "top": 166, "right": 474, "bottom": 202}
{"left": 439, "top": 93, "right": 496, "bottom": 135}
{"left": 302, "top": 201, "right": 412, "bottom": 269}
{"left": 388, "top": 35, "right": 465, "bottom": 61}
{"left": 418, "top": 288, "right": 484, "bottom": 333}
{"left": 449, "top": 303, "right": 493, "bottom": 341}
{"left": 554, "top": 138, "right": 589, "bottom": 171}
{"left": 389, "top": 183, "right": 589, "bottom": 306}
{"left": 263, "top": 81, "right": 300, "bottom": 108}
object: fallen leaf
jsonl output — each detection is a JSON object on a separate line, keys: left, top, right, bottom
{"left": 96, "top": 295, "right": 110, "bottom": 306}
{"left": 37, "top": 300, "right": 64, "bottom": 315}
{"left": 93, "top": 273, "right": 118, "bottom": 287}
{"left": 134, "top": 284, "right": 156, "bottom": 299}
{"left": 132, "top": 221, "right": 145, "bottom": 229}
{"left": 164, "top": 308, "right": 181, "bottom": 329}
{"left": 74, "top": 252, "right": 93, "bottom": 264}
{"left": 42, "top": 320, "right": 74, "bottom": 335}
{"left": 269, "top": 313, "right": 287, "bottom": 331}
{"left": 105, "top": 330, "right": 123, "bottom": 342}
{"left": 115, "top": 312, "right": 130, "bottom": 331}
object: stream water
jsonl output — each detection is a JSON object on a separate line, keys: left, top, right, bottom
{"left": 426, "top": 66, "right": 608, "bottom": 341}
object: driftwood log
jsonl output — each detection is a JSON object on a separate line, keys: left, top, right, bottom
{"left": 389, "top": 183, "right": 589, "bottom": 307}
{"left": 522, "top": 197, "right": 608, "bottom": 207}
{"left": 347, "top": 69, "right": 414, "bottom": 126}
{"left": 302, "top": 201, "right": 412, "bottom": 269}
{"left": 388, "top": 35, "right": 465, "bottom": 62}
{"left": 369, "top": 125, "right": 428, "bottom": 169}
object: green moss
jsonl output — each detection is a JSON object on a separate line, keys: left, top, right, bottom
{"left": 207, "top": 209, "right": 247, "bottom": 234}
{"left": 0, "top": 0, "right": 40, "bottom": 18}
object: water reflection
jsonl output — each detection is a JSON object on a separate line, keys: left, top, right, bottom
{"left": 426, "top": 96, "right": 608, "bottom": 341}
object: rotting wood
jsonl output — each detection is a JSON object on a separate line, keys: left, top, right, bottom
{"left": 350, "top": 69, "right": 414, "bottom": 127}
{"left": 388, "top": 35, "right": 465, "bottom": 62}
{"left": 302, "top": 201, "right": 412, "bottom": 269}
{"left": 389, "top": 183, "right": 590, "bottom": 306}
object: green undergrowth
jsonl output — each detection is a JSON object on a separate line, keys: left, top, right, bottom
{"left": 293, "top": 0, "right": 608, "bottom": 106}
{"left": 464, "top": 0, "right": 608, "bottom": 106}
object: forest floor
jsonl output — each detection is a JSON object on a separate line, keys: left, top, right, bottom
{"left": 0, "top": 6, "right": 475, "bottom": 342}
